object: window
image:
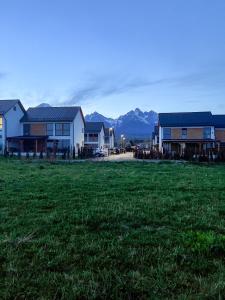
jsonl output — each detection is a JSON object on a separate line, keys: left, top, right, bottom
{"left": 0, "top": 117, "right": 2, "bottom": 129}
{"left": 55, "top": 123, "right": 70, "bottom": 136}
{"left": 181, "top": 128, "right": 187, "bottom": 139}
{"left": 89, "top": 133, "right": 98, "bottom": 142}
{"left": 47, "top": 123, "right": 53, "bottom": 136}
{"left": 163, "top": 128, "right": 171, "bottom": 139}
{"left": 84, "top": 133, "right": 88, "bottom": 142}
{"left": 57, "top": 139, "right": 70, "bottom": 151}
{"left": 204, "top": 127, "right": 211, "bottom": 139}
{"left": 23, "top": 124, "right": 30, "bottom": 136}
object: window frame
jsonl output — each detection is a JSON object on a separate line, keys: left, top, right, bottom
{"left": 163, "top": 128, "right": 171, "bottom": 140}
{"left": 46, "top": 123, "right": 54, "bottom": 136}
{"left": 55, "top": 123, "right": 70, "bottom": 136}
{"left": 203, "top": 127, "right": 211, "bottom": 139}
{"left": 23, "top": 124, "right": 31, "bottom": 136}
{"left": 181, "top": 128, "right": 187, "bottom": 139}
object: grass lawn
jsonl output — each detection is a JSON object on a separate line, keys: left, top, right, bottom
{"left": 1, "top": 159, "right": 225, "bottom": 299}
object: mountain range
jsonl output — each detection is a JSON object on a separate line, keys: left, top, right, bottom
{"left": 85, "top": 108, "right": 158, "bottom": 139}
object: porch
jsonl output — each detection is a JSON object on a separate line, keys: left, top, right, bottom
{"left": 162, "top": 141, "right": 215, "bottom": 156}
{"left": 7, "top": 136, "right": 49, "bottom": 153}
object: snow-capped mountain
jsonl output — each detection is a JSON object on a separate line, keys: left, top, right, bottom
{"left": 36, "top": 103, "right": 52, "bottom": 108}
{"left": 85, "top": 108, "right": 158, "bottom": 139}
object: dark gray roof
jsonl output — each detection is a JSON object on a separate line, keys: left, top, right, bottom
{"left": 85, "top": 122, "right": 104, "bottom": 133}
{"left": 21, "top": 106, "right": 82, "bottom": 122}
{"left": 213, "top": 115, "right": 225, "bottom": 128}
{"left": 159, "top": 112, "right": 213, "bottom": 127}
{"left": 0, "top": 99, "right": 25, "bottom": 115}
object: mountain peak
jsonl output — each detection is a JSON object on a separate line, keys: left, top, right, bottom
{"left": 85, "top": 108, "right": 158, "bottom": 139}
{"left": 36, "top": 103, "right": 51, "bottom": 108}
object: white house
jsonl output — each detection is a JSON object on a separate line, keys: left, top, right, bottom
{"left": 0, "top": 100, "right": 26, "bottom": 153}
{"left": 84, "top": 122, "right": 105, "bottom": 150}
{"left": 104, "top": 127, "right": 115, "bottom": 149}
{"left": 6, "top": 105, "right": 85, "bottom": 156}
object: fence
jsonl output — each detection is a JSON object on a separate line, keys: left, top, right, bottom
{"left": 134, "top": 149, "right": 225, "bottom": 162}
{"left": 2, "top": 146, "right": 95, "bottom": 160}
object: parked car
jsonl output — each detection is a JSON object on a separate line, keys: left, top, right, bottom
{"left": 112, "top": 147, "right": 120, "bottom": 154}
{"left": 94, "top": 151, "right": 105, "bottom": 157}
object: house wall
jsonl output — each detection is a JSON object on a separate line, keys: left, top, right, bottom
{"left": 30, "top": 123, "right": 46, "bottom": 136}
{"left": 162, "top": 127, "right": 215, "bottom": 140}
{"left": 187, "top": 128, "right": 203, "bottom": 139}
{"left": 5, "top": 102, "right": 24, "bottom": 138}
{"left": 0, "top": 116, "right": 3, "bottom": 152}
{"left": 73, "top": 110, "right": 85, "bottom": 153}
{"left": 99, "top": 127, "right": 105, "bottom": 149}
{"left": 171, "top": 128, "right": 180, "bottom": 139}
{"left": 22, "top": 122, "right": 74, "bottom": 147}
{"left": 110, "top": 134, "right": 115, "bottom": 148}
{"left": 215, "top": 129, "right": 225, "bottom": 142}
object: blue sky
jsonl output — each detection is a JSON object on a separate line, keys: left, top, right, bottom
{"left": 0, "top": 0, "right": 225, "bottom": 117}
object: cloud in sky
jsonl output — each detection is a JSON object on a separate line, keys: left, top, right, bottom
{"left": 59, "top": 64, "right": 225, "bottom": 106}
{"left": 61, "top": 75, "right": 167, "bottom": 106}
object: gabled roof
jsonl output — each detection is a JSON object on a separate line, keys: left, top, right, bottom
{"left": 85, "top": 122, "right": 105, "bottom": 133}
{"left": 21, "top": 106, "right": 82, "bottom": 122}
{"left": 213, "top": 115, "right": 225, "bottom": 128}
{"left": 159, "top": 112, "right": 213, "bottom": 127}
{"left": 0, "top": 99, "right": 25, "bottom": 115}
{"left": 104, "top": 127, "right": 115, "bottom": 137}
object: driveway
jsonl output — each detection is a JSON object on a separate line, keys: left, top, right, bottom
{"left": 93, "top": 152, "right": 136, "bottom": 162}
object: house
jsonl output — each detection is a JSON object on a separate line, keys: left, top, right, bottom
{"left": 0, "top": 100, "right": 26, "bottom": 153}
{"left": 7, "top": 105, "right": 85, "bottom": 155}
{"left": 213, "top": 115, "right": 225, "bottom": 151}
{"left": 104, "top": 127, "right": 115, "bottom": 149}
{"left": 158, "top": 112, "right": 215, "bottom": 155}
{"left": 84, "top": 122, "right": 105, "bottom": 150}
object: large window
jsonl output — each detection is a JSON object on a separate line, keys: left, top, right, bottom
{"left": 47, "top": 123, "right": 53, "bottom": 136}
{"left": 0, "top": 117, "right": 2, "bottom": 129}
{"left": 181, "top": 128, "right": 187, "bottom": 139}
{"left": 163, "top": 128, "right": 171, "bottom": 139}
{"left": 55, "top": 123, "right": 70, "bottom": 136}
{"left": 23, "top": 124, "right": 30, "bottom": 136}
{"left": 57, "top": 140, "right": 70, "bottom": 151}
{"left": 204, "top": 127, "right": 211, "bottom": 139}
{"left": 89, "top": 133, "right": 98, "bottom": 142}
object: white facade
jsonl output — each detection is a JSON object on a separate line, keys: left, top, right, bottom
{"left": 85, "top": 127, "right": 105, "bottom": 150}
{"left": 73, "top": 110, "right": 85, "bottom": 152}
{"left": 22, "top": 110, "right": 85, "bottom": 154}
{"left": 0, "top": 102, "right": 25, "bottom": 153}
{"left": 105, "top": 132, "right": 115, "bottom": 149}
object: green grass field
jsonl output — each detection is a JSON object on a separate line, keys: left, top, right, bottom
{"left": 1, "top": 159, "right": 225, "bottom": 299}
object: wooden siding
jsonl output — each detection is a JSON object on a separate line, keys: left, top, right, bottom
{"left": 30, "top": 124, "right": 46, "bottom": 136}
{"left": 215, "top": 129, "right": 225, "bottom": 142}
{"left": 165, "top": 127, "right": 204, "bottom": 140}
{"left": 187, "top": 128, "right": 203, "bottom": 139}
{"left": 171, "top": 128, "right": 181, "bottom": 139}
